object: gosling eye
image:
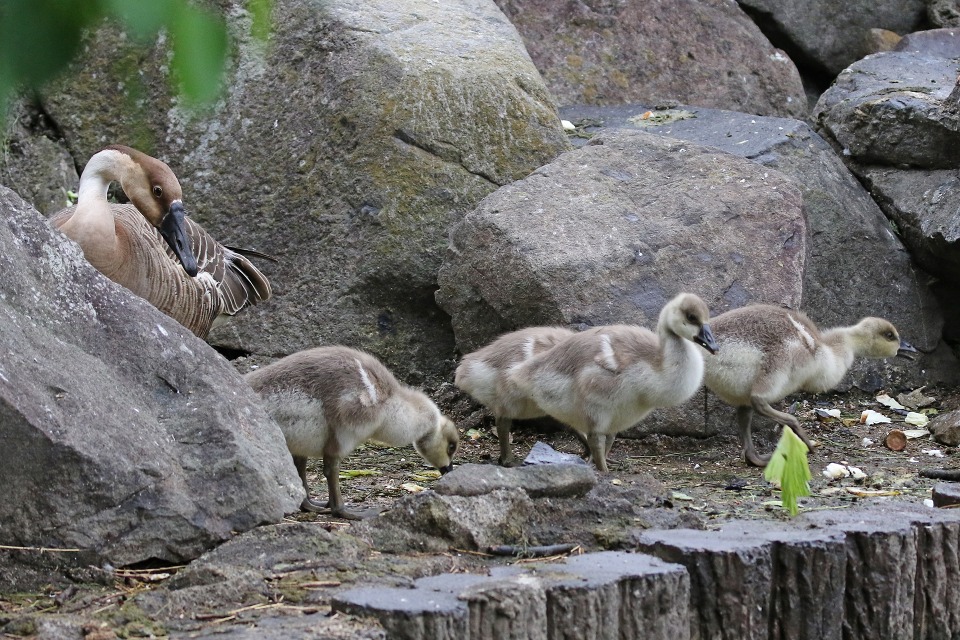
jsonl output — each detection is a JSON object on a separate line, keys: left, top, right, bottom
{"left": 884, "top": 331, "right": 896, "bottom": 341}
{"left": 686, "top": 313, "right": 698, "bottom": 324}
{"left": 153, "top": 185, "right": 163, "bottom": 198}
{"left": 447, "top": 442, "right": 457, "bottom": 456}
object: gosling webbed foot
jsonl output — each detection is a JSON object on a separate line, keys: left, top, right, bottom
{"left": 300, "top": 497, "right": 330, "bottom": 513}
{"left": 743, "top": 448, "right": 771, "bottom": 467}
{"left": 499, "top": 454, "right": 522, "bottom": 468}
{"left": 330, "top": 507, "right": 366, "bottom": 521}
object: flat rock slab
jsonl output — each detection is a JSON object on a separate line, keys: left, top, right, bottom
{"left": 352, "top": 489, "right": 535, "bottom": 553}
{"left": 336, "top": 551, "right": 689, "bottom": 640}
{"left": 895, "top": 27, "right": 960, "bottom": 58}
{"left": 434, "top": 462, "right": 597, "bottom": 498}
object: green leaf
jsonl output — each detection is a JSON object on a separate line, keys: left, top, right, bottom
{"left": 763, "top": 427, "right": 812, "bottom": 516}
{"left": 170, "top": 2, "right": 228, "bottom": 105}
{"left": 104, "top": 0, "right": 176, "bottom": 41}
{"left": 0, "top": 0, "right": 103, "bottom": 86}
{"left": 339, "top": 469, "right": 382, "bottom": 480}
{"left": 248, "top": 0, "right": 273, "bottom": 43}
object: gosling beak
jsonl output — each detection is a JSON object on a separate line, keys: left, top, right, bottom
{"left": 695, "top": 323, "right": 719, "bottom": 355}
{"left": 159, "top": 201, "right": 199, "bottom": 277}
{"left": 897, "top": 338, "right": 919, "bottom": 359}
{"left": 439, "top": 464, "right": 454, "bottom": 475}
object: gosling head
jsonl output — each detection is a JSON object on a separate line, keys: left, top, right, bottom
{"left": 107, "top": 145, "right": 198, "bottom": 277}
{"left": 663, "top": 293, "right": 719, "bottom": 354}
{"left": 415, "top": 416, "right": 460, "bottom": 474}
{"left": 852, "top": 317, "right": 918, "bottom": 359}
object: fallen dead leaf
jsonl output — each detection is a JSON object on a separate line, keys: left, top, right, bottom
{"left": 860, "top": 410, "right": 892, "bottom": 425}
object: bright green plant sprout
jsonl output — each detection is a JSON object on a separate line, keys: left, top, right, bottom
{"left": 763, "top": 426, "right": 812, "bottom": 516}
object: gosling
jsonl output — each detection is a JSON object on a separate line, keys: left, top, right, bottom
{"left": 245, "top": 346, "right": 459, "bottom": 519}
{"left": 509, "top": 293, "right": 719, "bottom": 472}
{"left": 456, "top": 327, "right": 576, "bottom": 466}
{"left": 702, "top": 305, "right": 917, "bottom": 466}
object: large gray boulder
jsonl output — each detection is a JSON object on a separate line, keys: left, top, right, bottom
{"left": 559, "top": 103, "right": 953, "bottom": 388}
{"left": 0, "top": 186, "right": 302, "bottom": 586}
{"left": 814, "top": 49, "right": 960, "bottom": 169}
{"left": 437, "top": 129, "right": 806, "bottom": 354}
{"left": 18, "top": 0, "right": 570, "bottom": 381}
{"left": 858, "top": 167, "right": 960, "bottom": 284}
{"left": 494, "top": 0, "right": 807, "bottom": 119}
{"left": 737, "top": 0, "right": 927, "bottom": 76}
{"left": 0, "top": 100, "right": 78, "bottom": 216}
{"left": 813, "top": 29, "right": 960, "bottom": 367}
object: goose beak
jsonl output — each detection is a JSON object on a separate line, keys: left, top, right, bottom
{"left": 695, "top": 323, "right": 719, "bottom": 355}
{"left": 159, "top": 201, "right": 199, "bottom": 277}
{"left": 439, "top": 463, "right": 454, "bottom": 475}
{"left": 897, "top": 339, "right": 919, "bottom": 359}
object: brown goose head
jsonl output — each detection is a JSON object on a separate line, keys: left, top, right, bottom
{"left": 107, "top": 144, "right": 198, "bottom": 277}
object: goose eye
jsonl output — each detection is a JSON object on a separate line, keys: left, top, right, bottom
{"left": 153, "top": 186, "right": 163, "bottom": 198}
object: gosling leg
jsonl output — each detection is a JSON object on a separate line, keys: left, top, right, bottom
{"left": 736, "top": 407, "right": 771, "bottom": 467}
{"left": 496, "top": 417, "right": 520, "bottom": 467}
{"left": 587, "top": 432, "right": 609, "bottom": 472}
{"left": 604, "top": 433, "right": 617, "bottom": 460}
{"left": 323, "top": 453, "right": 364, "bottom": 521}
{"left": 750, "top": 397, "right": 814, "bottom": 450}
{"left": 294, "top": 455, "right": 330, "bottom": 512}
{"left": 569, "top": 428, "right": 591, "bottom": 458}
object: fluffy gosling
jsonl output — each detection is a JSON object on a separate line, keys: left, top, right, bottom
{"left": 456, "top": 327, "right": 576, "bottom": 466}
{"left": 703, "top": 305, "right": 917, "bottom": 466}
{"left": 509, "top": 293, "right": 719, "bottom": 471}
{"left": 246, "top": 346, "right": 459, "bottom": 519}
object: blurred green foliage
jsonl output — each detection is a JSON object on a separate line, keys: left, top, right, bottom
{"left": 0, "top": 0, "right": 272, "bottom": 116}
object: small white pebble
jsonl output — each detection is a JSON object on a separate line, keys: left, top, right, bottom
{"left": 560, "top": 119, "right": 576, "bottom": 131}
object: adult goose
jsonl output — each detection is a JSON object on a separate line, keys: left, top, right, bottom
{"left": 51, "top": 145, "right": 271, "bottom": 338}
{"left": 509, "top": 293, "right": 719, "bottom": 472}
{"left": 702, "top": 305, "right": 917, "bottom": 466}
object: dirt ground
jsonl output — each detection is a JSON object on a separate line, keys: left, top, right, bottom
{"left": 1, "top": 385, "right": 957, "bottom": 637}
{"left": 291, "top": 384, "right": 960, "bottom": 526}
